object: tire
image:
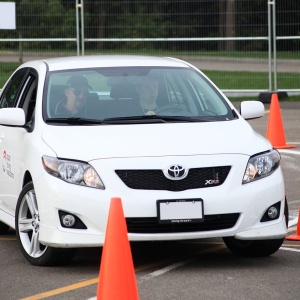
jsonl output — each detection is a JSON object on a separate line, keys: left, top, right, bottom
{"left": 223, "top": 199, "right": 288, "bottom": 257}
{"left": 223, "top": 237, "right": 284, "bottom": 257}
{"left": 0, "top": 221, "right": 9, "bottom": 234}
{"left": 15, "top": 182, "right": 77, "bottom": 266}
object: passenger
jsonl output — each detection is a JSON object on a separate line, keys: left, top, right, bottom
{"left": 55, "top": 75, "right": 89, "bottom": 116}
{"left": 136, "top": 75, "right": 159, "bottom": 115}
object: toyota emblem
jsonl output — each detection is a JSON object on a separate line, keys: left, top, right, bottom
{"left": 164, "top": 165, "right": 188, "bottom": 180}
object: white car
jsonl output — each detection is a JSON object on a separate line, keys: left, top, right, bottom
{"left": 0, "top": 55, "right": 288, "bottom": 265}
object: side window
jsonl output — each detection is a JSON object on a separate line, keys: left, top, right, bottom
{"left": 0, "top": 69, "right": 28, "bottom": 108}
{"left": 166, "top": 76, "right": 185, "bottom": 105}
{"left": 20, "top": 77, "right": 37, "bottom": 123}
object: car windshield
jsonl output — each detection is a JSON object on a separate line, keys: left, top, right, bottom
{"left": 43, "top": 67, "right": 235, "bottom": 124}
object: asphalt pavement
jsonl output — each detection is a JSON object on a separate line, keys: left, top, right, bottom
{"left": 0, "top": 102, "right": 300, "bottom": 300}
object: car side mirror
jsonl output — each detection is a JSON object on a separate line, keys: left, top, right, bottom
{"left": 239, "top": 101, "right": 265, "bottom": 120}
{"left": 0, "top": 108, "right": 26, "bottom": 126}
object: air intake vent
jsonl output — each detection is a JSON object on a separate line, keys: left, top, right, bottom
{"left": 126, "top": 213, "right": 239, "bottom": 233}
{"left": 116, "top": 166, "right": 231, "bottom": 191}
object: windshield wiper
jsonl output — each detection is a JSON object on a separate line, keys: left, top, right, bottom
{"left": 102, "top": 115, "right": 213, "bottom": 123}
{"left": 102, "top": 115, "right": 167, "bottom": 124}
{"left": 153, "top": 115, "right": 214, "bottom": 122}
{"left": 45, "top": 117, "right": 104, "bottom": 125}
{"left": 45, "top": 115, "right": 215, "bottom": 125}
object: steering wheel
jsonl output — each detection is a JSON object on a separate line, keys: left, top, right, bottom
{"left": 202, "top": 109, "right": 218, "bottom": 116}
{"left": 156, "top": 104, "right": 188, "bottom": 115}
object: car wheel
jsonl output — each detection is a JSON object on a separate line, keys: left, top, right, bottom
{"left": 15, "top": 182, "right": 77, "bottom": 266}
{"left": 223, "top": 199, "right": 288, "bottom": 257}
{"left": 222, "top": 237, "right": 284, "bottom": 257}
{"left": 0, "top": 221, "right": 9, "bottom": 234}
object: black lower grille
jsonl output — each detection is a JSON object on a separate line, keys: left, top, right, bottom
{"left": 116, "top": 166, "right": 231, "bottom": 191}
{"left": 126, "top": 213, "right": 239, "bottom": 234}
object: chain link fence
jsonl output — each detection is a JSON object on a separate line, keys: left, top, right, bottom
{"left": 0, "top": 0, "right": 299, "bottom": 97}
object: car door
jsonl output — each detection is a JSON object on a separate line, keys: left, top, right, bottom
{"left": 0, "top": 68, "right": 37, "bottom": 216}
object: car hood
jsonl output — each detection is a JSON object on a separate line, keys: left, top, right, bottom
{"left": 42, "top": 120, "right": 271, "bottom": 161}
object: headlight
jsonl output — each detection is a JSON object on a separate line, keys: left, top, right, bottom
{"left": 242, "top": 149, "right": 280, "bottom": 184}
{"left": 42, "top": 156, "right": 105, "bottom": 189}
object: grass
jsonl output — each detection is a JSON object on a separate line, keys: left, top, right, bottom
{"left": 202, "top": 70, "right": 300, "bottom": 90}
{"left": 229, "top": 95, "right": 300, "bottom": 102}
{"left": 274, "top": 95, "right": 300, "bottom": 102}
{"left": 0, "top": 62, "right": 20, "bottom": 86}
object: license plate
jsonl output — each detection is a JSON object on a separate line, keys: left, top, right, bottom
{"left": 157, "top": 199, "right": 204, "bottom": 224}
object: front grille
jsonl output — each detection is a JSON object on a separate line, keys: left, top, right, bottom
{"left": 126, "top": 213, "right": 239, "bottom": 234}
{"left": 116, "top": 166, "right": 231, "bottom": 191}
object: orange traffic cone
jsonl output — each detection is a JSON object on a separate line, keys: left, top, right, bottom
{"left": 266, "top": 93, "right": 296, "bottom": 149}
{"left": 285, "top": 208, "right": 300, "bottom": 241}
{"left": 97, "top": 197, "right": 139, "bottom": 300}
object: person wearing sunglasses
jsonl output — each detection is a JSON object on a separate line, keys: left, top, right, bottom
{"left": 135, "top": 75, "right": 159, "bottom": 115}
{"left": 55, "top": 75, "right": 89, "bottom": 116}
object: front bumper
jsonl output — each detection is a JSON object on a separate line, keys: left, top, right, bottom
{"left": 35, "top": 154, "right": 287, "bottom": 248}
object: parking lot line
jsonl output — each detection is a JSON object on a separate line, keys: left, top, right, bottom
{"left": 141, "top": 244, "right": 226, "bottom": 280}
{"left": 280, "top": 247, "right": 300, "bottom": 252}
{"left": 283, "top": 243, "right": 300, "bottom": 248}
{"left": 20, "top": 243, "right": 225, "bottom": 300}
{"left": 20, "top": 278, "right": 99, "bottom": 300}
{"left": 279, "top": 149, "right": 300, "bottom": 155}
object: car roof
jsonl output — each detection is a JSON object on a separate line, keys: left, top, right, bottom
{"left": 20, "top": 55, "right": 192, "bottom": 72}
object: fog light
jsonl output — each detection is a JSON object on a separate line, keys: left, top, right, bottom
{"left": 260, "top": 201, "right": 281, "bottom": 223}
{"left": 58, "top": 210, "right": 87, "bottom": 229}
{"left": 62, "top": 214, "right": 76, "bottom": 227}
{"left": 267, "top": 206, "right": 279, "bottom": 219}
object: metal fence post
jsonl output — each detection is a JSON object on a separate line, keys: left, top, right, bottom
{"left": 76, "top": 0, "right": 85, "bottom": 56}
{"left": 272, "top": 0, "right": 277, "bottom": 92}
{"left": 76, "top": 0, "right": 80, "bottom": 56}
{"left": 81, "top": 0, "right": 85, "bottom": 56}
{"left": 268, "top": 0, "right": 272, "bottom": 92}
{"left": 267, "top": 0, "right": 278, "bottom": 95}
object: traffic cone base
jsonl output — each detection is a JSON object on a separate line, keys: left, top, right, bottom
{"left": 285, "top": 233, "right": 300, "bottom": 241}
{"left": 266, "top": 93, "right": 296, "bottom": 149}
{"left": 272, "top": 144, "right": 296, "bottom": 149}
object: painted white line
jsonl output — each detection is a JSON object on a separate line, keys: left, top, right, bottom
{"left": 288, "top": 200, "right": 300, "bottom": 204}
{"left": 280, "top": 247, "right": 300, "bottom": 253}
{"left": 289, "top": 217, "right": 298, "bottom": 227}
{"left": 278, "top": 149, "right": 300, "bottom": 155}
{"left": 87, "top": 260, "right": 194, "bottom": 300}
{"left": 142, "top": 259, "right": 193, "bottom": 280}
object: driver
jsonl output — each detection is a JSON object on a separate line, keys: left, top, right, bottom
{"left": 55, "top": 75, "right": 89, "bottom": 116}
{"left": 136, "top": 75, "right": 159, "bottom": 115}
